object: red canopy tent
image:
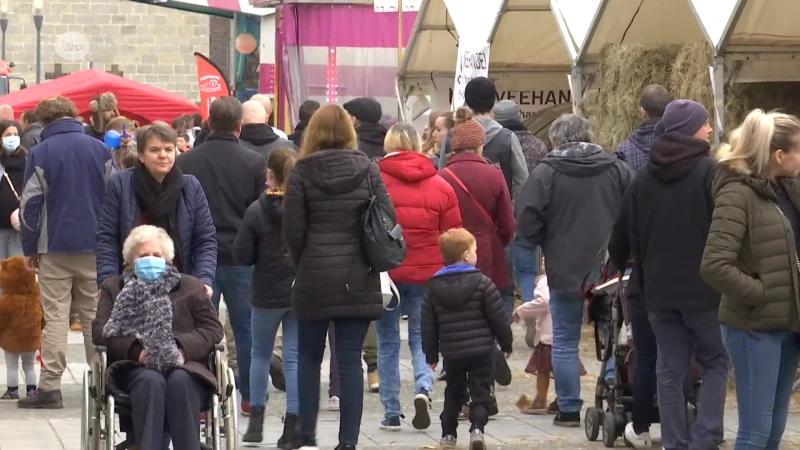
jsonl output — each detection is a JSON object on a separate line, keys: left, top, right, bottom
{"left": 0, "top": 69, "right": 199, "bottom": 125}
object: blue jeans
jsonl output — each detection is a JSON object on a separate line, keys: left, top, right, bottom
{"left": 513, "top": 233, "right": 539, "bottom": 303}
{"left": 210, "top": 265, "right": 253, "bottom": 401}
{"left": 723, "top": 326, "right": 800, "bottom": 450}
{"left": 549, "top": 290, "right": 585, "bottom": 413}
{"left": 250, "top": 307, "right": 298, "bottom": 413}
{"left": 375, "top": 283, "right": 434, "bottom": 419}
{"left": 298, "top": 317, "right": 370, "bottom": 446}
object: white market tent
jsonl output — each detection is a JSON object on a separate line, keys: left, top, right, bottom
{"left": 552, "top": 0, "right": 800, "bottom": 137}
{"left": 397, "top": 0, "right": 572, "bottom": 117}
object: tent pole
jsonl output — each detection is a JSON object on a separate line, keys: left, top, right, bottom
{"left": 570, "top": 64, "right": 584, "bottom": 117}
{"left": 712, "top": 56, "right": 725, "bottom": 145}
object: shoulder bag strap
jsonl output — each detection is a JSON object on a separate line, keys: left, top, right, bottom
{"left": 443, "top": 167, "right": 495, "bottom": 229}
{"left": 4, "top": 172, "right": 19, "bottom": 200}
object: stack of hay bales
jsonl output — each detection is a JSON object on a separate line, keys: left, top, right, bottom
{"left": 590, "top": 42, "right": 800, "bottom": 150}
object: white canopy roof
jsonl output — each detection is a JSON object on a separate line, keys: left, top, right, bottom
{"left": 398, "top": 0, "right": 572, "bottom": 86}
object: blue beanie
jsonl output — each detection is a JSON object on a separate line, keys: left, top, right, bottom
{"left": 655, "top": 100, "right": 709, "bottom": 138}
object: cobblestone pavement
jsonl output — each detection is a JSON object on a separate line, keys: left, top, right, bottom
{"left": 3, "top": 321, "right": 800, "bottom": 449}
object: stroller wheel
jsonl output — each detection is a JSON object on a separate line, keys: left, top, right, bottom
{"left": 584, "top": 407, "right": 601, "bottom": 441}
{"left": 602, "top": 411, "right": 617, "bottom": 448}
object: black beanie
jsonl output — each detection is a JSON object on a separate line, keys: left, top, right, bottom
{"left": 464, "top": 77, "right": 497, "bottom": 113}
{"left": 343, "top": 97, "right": 382, "bottom": 123}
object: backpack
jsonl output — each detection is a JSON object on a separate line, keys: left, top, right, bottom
{"left": 361, "top": 162, "right": 406, "bottom": 272}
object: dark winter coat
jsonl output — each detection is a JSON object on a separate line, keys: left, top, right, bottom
{"left": 611, "top": 132, "right": 719, "bottom": 311}
{"left": 92, "top": 274, "right": 224, "bottom": 395}
{"left": 422, "top": 264, "right": 513, "bottom": 364}
{"left": 233, "top": 192, "right": 295, "bottom": 310}
{"left": 283, "top": 149, "right": 394, "bottom": 321}
{"left": 701, "top": 162, "right": 800, "bottom": 331}
{"left": 0, "top": 152, "right": 25, "bottom": 230}
{"left": 440, "top": 152, "right": 515, "bottom": 290}
{"left": 517, "top": 141, "right": 633, "bottom": 294}
{"left": 614, "top": 118, "right": 658, "bottom": 170}
{"left": 355, "top": 122, "right": 388, "bottom": 159}
{"left": 239, "top": 123, "right": 297, "bottom": 161}
{"left": 176, "top": 133, "right": 267, "bottom": 265}
{"left": 498, "top": 118, "right": 548, "bottom": 174}
{"left": 288, "top": 122, "right": 308, "bottom": 147}
{"left": 20, "top": 122, "right": 43, "bottom": 151}
{"left": 96, "top": 169, "right": 218, "bottom": 287}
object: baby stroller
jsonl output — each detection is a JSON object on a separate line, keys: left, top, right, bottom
{"left": 583, "top": 253, "right": 700, "bottom": 447}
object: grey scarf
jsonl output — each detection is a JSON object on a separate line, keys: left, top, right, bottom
{"left": 102, "top": 266, "right": 183, "bottom": 371}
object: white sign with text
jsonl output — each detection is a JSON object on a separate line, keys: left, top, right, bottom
{"left": 452, "top": 43, "right": 491, "bottom": 109}
{"left": 374, "top": 0, "right": 421, "bottom": 12}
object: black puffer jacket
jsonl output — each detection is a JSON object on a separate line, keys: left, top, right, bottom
{"left": 421, "top": 265, "right": 513, "bottom": 364}
{"left": 283, "top": 149, "right": 393, "bottom": 321}
{"left": 233, "top": 192, "right": 294, "bottom": 310}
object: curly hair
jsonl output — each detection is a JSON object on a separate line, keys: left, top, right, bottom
{"left": 35, "top": 97, "right": 78, "bottom": 126}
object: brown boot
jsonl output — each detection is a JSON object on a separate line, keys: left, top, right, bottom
{"left": 547, "top": 398, "right": 559, "bottom": 415}
{"left": 517, "top": 394, "right": 548, "bottom": 415}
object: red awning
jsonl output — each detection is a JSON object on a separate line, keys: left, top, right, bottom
{"left": 0, "top": 69, "right": 199, "bottom": 125}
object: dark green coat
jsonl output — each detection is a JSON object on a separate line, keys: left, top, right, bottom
{"left": 701, "top": 163, "right": 800, "bottom": 331}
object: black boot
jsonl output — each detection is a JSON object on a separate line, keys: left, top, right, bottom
{"left": 242, "top": 405, "right": 265, "bottom": 443}
{"left": 335, "top": 445, "right": 356, "bottom": 450}
{"left": 277, "top": 413, "right": 299, "bottom": 449}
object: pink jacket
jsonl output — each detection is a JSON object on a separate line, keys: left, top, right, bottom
{"left": 514, "top": 276, "right": 552, "bottom": 346}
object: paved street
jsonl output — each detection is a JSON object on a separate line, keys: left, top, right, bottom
{"left": 3, "top": 320, "right": 800, "bottom": 449}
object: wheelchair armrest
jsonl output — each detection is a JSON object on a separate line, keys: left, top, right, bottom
{"left": 214, "top": 343, "right": 225, "bottom": 352}
{"left": 95, "top": 345, "right": 108, "bottom": 354}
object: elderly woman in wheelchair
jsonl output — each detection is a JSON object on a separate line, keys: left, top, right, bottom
{"left": 91, "top": 225, "right": 225, "bottom": 449}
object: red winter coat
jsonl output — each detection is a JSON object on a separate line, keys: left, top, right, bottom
{"left": 378, "top": 151, "right": 462, "bottom": 284}
{"left": 440, "top": 152, "right": 515, "bottom": 289}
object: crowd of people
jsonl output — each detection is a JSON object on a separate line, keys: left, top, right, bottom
{"left": 0, "top": 73, "right": 797, "bottom": 450}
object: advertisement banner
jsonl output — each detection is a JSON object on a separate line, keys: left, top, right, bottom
{"left": 194, "top": 52, "right": 231, "bottom": 121}
{"left": 452, "top": 42, "right": 490, "bottom": 109}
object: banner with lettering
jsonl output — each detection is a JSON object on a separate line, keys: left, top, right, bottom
{"left": 194, "top": 52, "right": 231, "bottom": 121}
{"left": 452, "top": 43, "right": 490, "bottom": 109}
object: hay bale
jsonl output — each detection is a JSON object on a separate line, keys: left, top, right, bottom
{"left": 591, "top": 42, "right": 800, "bottom": 149}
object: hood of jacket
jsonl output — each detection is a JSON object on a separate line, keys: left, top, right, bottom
{"left": 647, "top": 132, "right": 712, "bottom": 182}
{"left": 542, "top": 141, "right": 618, "bottom": 177}
{"left": 711, "top": 161, "right": 777, "bottom": 201}
{"left": 239, "top": 123, "right": 280, "bottom": 146}
{"left": 356, "top": 121, "right": 388, "bottom": 147}
{"left": 299, "top": 149, "right": 372, "bottom": 195}
{"left": 629, "top": 118, "right": 659, "bottom": 154}
{"left": 428, "top": 265, "right": 483, "bottom": 308}
{"left": 378, "top": 151, "right": 437, "bottom": 183}
{"left": 46, "top": 118, "right": 88, "bottom": 140}
{"left": 476, "top": 116, "right": 504, "bottom": 145}
{"left": 259, "top": 191, "right": 284, "bottom": 225}
{"left": 26, "top": 122, "right": 44, "bottom": 134}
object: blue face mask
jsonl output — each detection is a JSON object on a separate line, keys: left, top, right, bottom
{"left": 134, "top": 256, "right": 167, "bottom": 281}
{"left": 2, "top": 136, "right": 19, "bottom": 153}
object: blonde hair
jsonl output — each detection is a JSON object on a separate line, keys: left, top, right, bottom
{"left": 438, "top": 228, "right": 475, "bottom": 265}
{"left": 122, "top": 225, "right": 175, "bottom": 265}
{"left": 384, "top": 122, "right": 421, "bottom": 154}
{"left": 300, "top": 104, "right": 358, "bottom": 158}
{"left": 716, "top": 109, "right": 800, "bottom": 176}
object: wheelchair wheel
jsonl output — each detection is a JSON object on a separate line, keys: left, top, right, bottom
{"left": 602, "top": 411, "right": 617, "bottom": 448}
{"left": 224, "top": 367, "right": 239, "bottom": 450}
{"left": 81, "top": 370, "right": 90, "bottom": 450}
{"left": 211, "top": 394, "right": 222, "bottom": 450}
{"left": 105, "top": 395, "right": 115, "bottom": 450}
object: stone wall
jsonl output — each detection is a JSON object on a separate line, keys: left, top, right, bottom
{"left": 4, "top": 0, "right": 211, "bottom": 100}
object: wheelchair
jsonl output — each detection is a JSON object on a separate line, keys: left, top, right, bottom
{"left": 81, "top": 343, "right": 239, "bottom": 450}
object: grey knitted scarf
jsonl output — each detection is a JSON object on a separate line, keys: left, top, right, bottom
{"left": 102, "top": 266, "right": 184, "bottom": 371}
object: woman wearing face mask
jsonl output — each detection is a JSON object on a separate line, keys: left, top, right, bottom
{"left": 96, "top": 122, "right": 217, "bottom": 297}
{"left": 92, "top": 224, "right": 224, "bottom": 450}
{"left": 0, "top": 121, "right": 24, "bottom": 259}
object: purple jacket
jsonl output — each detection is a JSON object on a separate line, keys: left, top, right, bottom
{"left": 615, "top": 119, "right": 659, "bottom": 170}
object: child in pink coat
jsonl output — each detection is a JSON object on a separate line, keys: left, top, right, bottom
{"left": 514, "top": 275, "right": 586, "bottom": 414}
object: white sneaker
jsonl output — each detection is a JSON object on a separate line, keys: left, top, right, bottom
{"left": 328, "top": 395, "right": 340, "bottom": 411}
{"left": 624, "top": 422, "right": 652, "bottom": 449}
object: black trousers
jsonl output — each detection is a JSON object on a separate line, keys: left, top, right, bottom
{"left": 441, "top": 354, "right": 493, "bottom": 438}
{"left": 628, "top": 294, "right": 658, "bottom": 434}
{"left": 124, "top": 367, "right": 210, "bottom": 450}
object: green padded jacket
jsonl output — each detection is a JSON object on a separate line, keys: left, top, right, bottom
{"left": 700, "top": 162, "right": 800, "bottom": 331}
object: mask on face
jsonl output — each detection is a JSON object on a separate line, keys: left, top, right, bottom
{"left": 133, "top": 256, "right": 167, "bottom": 281}
{"left": 2, "top": 136, "right": 20, "bottom": 153}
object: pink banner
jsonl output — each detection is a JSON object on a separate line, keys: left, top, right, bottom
{"left": 259, "top": 63, "right": 275, "bottom": 95}
{"left": 282, "top": 4, "right": 416, "bottom": 48}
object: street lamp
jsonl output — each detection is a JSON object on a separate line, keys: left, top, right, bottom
{"left": 33, "top": 0, "right": 43, "bottom": 84}
{"left": 0, "top": 1, "right": 8, "bottom": 61}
